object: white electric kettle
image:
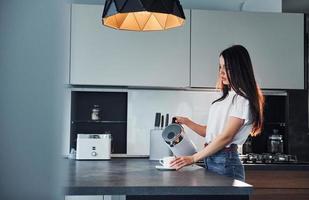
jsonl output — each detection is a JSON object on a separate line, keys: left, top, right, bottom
{"left": 162, "top": 117, "right": 197, "bottom": 156}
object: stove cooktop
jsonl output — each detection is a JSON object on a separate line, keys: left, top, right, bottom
{"left": 240, "top": 153, "right": 297, "bottom": 164}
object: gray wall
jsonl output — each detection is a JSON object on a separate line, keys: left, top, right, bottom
{"left": 71, "top": 0, "right": 282, "bottom": 12}
{"left": 0, "top": 0, "right": 70, "bottom": 199}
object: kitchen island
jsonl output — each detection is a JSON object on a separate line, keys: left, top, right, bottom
{"left": 64, "top": 158, "right": 252, "bottom": 200}
{"left": 245, "top": 165, "right": 309, "bottom": 200}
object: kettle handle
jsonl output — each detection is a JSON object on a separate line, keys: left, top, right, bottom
{"left": 172, "top": 117, "right": 177, "bottom": 123}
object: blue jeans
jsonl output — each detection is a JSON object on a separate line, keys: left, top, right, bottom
{"left": 204, "top": 146, "right": 245, "bottom": 181}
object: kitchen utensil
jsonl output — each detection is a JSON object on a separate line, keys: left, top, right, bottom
{"left": 91, "top": 105, "right": 101, "bottom": 120}
{"left": 162, "top": 117, "right": 197, "bottom": 156}
{"left": 154, "top": 112, "right": 161, "bottom": 129}
{"left": 160, "top": 115, "right": 164, "bottom": 129}
{"left": 159, "top": 156, "right": 175, "bottom": 168}
{"left": 267, "top": 129, "right": 284, "bottom": 154}
{"left": 165, "top": 114, "right": 169, "bottom": 127}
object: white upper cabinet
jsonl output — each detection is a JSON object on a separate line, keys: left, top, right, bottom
{"left": 70, "top": 4, "right": 190, "bottom": 87}
{"left": 191, "top": 10, "right": 304, "bottom": 89}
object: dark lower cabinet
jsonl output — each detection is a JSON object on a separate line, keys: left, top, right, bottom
{"left": 127, "top": 195, "right": 249, "bottom": 200}
{"left": 245, "top": 170, "right": 309, "bottom": 200}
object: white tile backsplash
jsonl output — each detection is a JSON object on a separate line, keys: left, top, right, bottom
{"left": 127, "top": 89, "right": 219, "bottom": 156}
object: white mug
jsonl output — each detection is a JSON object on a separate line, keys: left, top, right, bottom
{"left": 159, "top": 156, "right": 175, "bottom": 168}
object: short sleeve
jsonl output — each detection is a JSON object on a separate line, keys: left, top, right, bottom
{"left": 229, "top": 95, "right": 251, "bottom": 125}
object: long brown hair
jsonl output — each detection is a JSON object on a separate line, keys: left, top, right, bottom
{"left": 213, "top": 45, "right": 264, "bottom": 136}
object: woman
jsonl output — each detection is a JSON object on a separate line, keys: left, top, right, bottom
{"left": 170, "top": 45, "right": 264, "bottom": 181}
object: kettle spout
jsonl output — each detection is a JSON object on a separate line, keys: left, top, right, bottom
{"left": 165, "top": 140, "right": 174, "bottom": 147}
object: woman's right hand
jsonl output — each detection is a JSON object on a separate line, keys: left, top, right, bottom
{"left": 175, "top": 116, "right": 190, "bottom": 125}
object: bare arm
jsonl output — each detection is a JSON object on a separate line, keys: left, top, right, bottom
{"left": 192, "top": 116, "right": 244, "bottom": 162}
{"left": 170, "top": 116, "right": 244, "bottom": 169}
{"left": 175, "top": 116, "right": 207, "bottom": 137}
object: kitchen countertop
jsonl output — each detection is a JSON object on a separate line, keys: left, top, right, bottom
{"left": 194, "top": 161, "right": 309, "bottom": 170}
{"left": 244, "top": 163, "right": 309, "bottom": 170}
{"left": 64, "top": 158, "right": 252, "bottom": 197}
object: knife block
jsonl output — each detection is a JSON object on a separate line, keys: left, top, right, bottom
{"left": 149, "top": 129, "right": 172, "bottom": 160}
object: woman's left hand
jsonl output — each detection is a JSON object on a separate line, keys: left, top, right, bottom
{"left": 170, "top": 156, "right": 194, "bottom": 170}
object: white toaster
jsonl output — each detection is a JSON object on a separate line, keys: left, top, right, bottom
{"left": 76, "top": 134, "right": 111, "bottom": 160}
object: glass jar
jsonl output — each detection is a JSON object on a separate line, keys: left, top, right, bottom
{"left": 267, "top": 129, "right": 283, "bottom": 154}
{"left": 91, "top": 105, "right": 100, "bottom": 121}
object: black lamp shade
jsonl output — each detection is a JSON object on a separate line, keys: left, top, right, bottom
{"left": 102, "top": 0, "right": 186, "bottom": 31}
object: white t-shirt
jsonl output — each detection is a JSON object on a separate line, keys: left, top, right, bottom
{"left": 205, "top": 90, "right": 252, "bottom": 147}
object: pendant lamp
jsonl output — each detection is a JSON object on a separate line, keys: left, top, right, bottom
{"left": 102, "top": 0, "right": 186, "bottom": 31}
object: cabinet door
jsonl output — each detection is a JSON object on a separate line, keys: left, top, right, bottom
{"left": 191, "top": 10, "right": 304, "bottom": 89}
{"left": 71, "top": 4, "right": 190, "bottom": 87}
